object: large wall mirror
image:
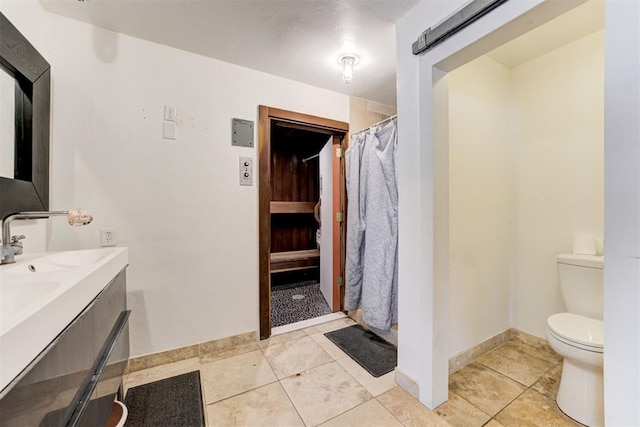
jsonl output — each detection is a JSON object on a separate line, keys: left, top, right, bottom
{"left": 0, "top": 12, "right": 50, "bottom": 219}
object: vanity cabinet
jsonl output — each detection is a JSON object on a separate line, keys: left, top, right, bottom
{"left": 0, "top": 269, "right": 130, "bottom": 426}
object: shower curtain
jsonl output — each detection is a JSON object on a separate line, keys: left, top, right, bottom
{"left": 344, "top": 120, "right": 398, "bottom": 330}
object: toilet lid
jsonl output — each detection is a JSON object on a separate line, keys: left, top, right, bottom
{"left": 547, "top": 313, "right": 603, "bottom": 350}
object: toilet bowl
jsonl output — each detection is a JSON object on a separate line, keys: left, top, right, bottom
{"left": 547, "top": 253, "right": 604, "bottom": 426}
{"left": 546, "top": 312, "right": 603, "bottom": 427}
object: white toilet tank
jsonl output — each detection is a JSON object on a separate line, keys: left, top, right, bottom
{"left": 557, "top": 254, "right": 604, "bottom": 320}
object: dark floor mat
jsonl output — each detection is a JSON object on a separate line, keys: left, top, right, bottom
{"left": 324, "top": 324, "right": 397, "bottom": 377}
{"left": 271, "top": 281, "right": 332, "bottom": 327}
{"left": 124, "top": 371, "right": 204, "bottom": 427}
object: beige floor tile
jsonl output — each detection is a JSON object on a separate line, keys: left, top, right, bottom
{"left": 263, "top": 335, "right": 333, "bottom": 379}
{"left": 377, "top": 386, "right": 451, "bottom": 427}
{"left": 303, "top": 326, "right": 321, "bottom": 336}
{"left": 494, "top": 389, "right": 581, "bottom": 427}
{"left": 314, "top": 317, "right": 357, "bottom": 333}
{"left": 200, "top": 350, "right": 277, "bottom": 404}
{"left": 280, "top": 361, "right": 372, "bottom": 426}
{"left": 531, "top": 362, "right": 562, "bottom": 400}
{"left": 484, "top": 420, "right": 505, "bottom": 427}
{"left": 206, "top": 382, "right": 304, "bottom": 427}
{"left": 124, "top": 357, "right": 200, "bottom": 393}
{"left": 511, "top": 335, "right": 563, "bottom": 365}
{"left": 434, "top": 392, "right": 491, "bottom": 427}
{"left": 449, "top": 362, "right": 526, "bottom": 417}
{"left": 476, "top": 342, "right": 555, "bottom": 387}
{"left": 319, "top": 399, "right": 403, "bottom": 427}
{"left": 199, "top": 342, "right": 260, "bottom": 364}
{"left": 259, "top": 329, "right": 308, "bottom": 349}
{"left": 309, "top": 332, "right": 349, "bottom": 360}
{"left": 335, "top": 356, "right": 396, "bottom": 396}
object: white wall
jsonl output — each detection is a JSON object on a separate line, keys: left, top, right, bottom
{"left": 0, "top": 69, "right": 15, "bottom": 178}
{"left": 0, "top": 0, "right": 349, "bottom": 358}
{"left": 448, "top": 30, "right": 604, "bottom": 352}
{"left": 512, "top": 31, "right": 604, "bottom": 337}
{"left": 447, "top": 56, "right": 513, "bottom": 357}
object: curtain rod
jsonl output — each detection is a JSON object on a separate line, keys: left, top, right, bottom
{"left": 303, "top": 114, "right": 398, "bottom": 162}
{"left": 352, "top": 114, "right": 397, "bottom": 137}
{"left": 302, "top": 152, "right": 321, "bottom": 163}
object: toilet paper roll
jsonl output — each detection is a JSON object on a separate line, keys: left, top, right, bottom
{"left": 573, "top": 235, "right": 597, "bottom": 255}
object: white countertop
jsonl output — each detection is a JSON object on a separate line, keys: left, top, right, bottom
{"left": 0, "top": 247, "right": 128, "bottom": 393}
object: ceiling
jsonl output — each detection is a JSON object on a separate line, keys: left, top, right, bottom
{"left": 40, "top": 0, "right": 421, "bottom": 107}
{"left": 486, "top": 0, "right": 604, "bottom": 68}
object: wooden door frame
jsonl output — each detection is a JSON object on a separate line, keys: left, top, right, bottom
{"left": 258, "top": 106, "right": 349, "bottom": 339}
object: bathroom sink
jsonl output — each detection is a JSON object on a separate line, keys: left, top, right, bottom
{"left": 45, "top": 248, "right": 117, "bottom": 268}
{"left": 4, "top": 248, "right": 118, "bottom": 275}
{"left": 0, "top": 246, "right": 128, "bottom": 392}
{"left": 4, "top": 257, "right": 68, "bottom": 275}
{"left": 0, "top": 280, "right": 61, "bottom": 320}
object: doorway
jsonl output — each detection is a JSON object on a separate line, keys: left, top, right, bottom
{"left": 396, "top": 0, "right": 610, "bottom": 410}
{"left": 258, "top": 106, "right": 349, "bottom": 339}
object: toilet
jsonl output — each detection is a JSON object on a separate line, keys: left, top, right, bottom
{"left": 546, "top": 254, "right": 604, "bottom": 427}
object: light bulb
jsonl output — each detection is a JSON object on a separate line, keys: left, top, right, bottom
{"left": 338, "top": 54, "right": 359, "bottom": 85}
{"left": 342, "top": 59, "right": 354, "bottom": 84}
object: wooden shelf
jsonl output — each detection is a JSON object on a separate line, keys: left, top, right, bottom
{"left": 270, "top": 249, "right": 320, "bottom": 273}
{"left": 270, "top": 201, "right": 315, "bottom": 214}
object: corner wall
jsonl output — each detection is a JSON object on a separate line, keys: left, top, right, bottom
{"left": 447, "top": 30, "right": 604, "bottom": 354}
{"left": 512, "top": 30, "right": 604, "bottom": 337}
{"left": 447, "top": 56, "right": 513, "bottom": 357}
{"left": 1, "top": 0, "right": 349, "bottom": 358}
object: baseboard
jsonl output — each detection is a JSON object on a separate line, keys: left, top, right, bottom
{"left": 394, "top": 367, "right": 420, "bottom": 399}
{"left": 447, "top": 328, "right": 559, "bottom": 374}
{"left": 127, "top": 330, "right": 258, "bottom": 373}
{"left": 448, "top": 329, "right": 515, "bottom": 374}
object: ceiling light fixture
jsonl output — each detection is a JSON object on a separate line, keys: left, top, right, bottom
{"left": 338, "top": 54, "right": 359, "bottom": 85}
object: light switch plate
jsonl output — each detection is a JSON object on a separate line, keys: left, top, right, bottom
{"left": 163, "top": 122, "right": 177, "bottom": 140}
{"left": 164, "top": 105, "right": 177, "bottom": 122}
{"left": 239, "top": 157, "right": 253, "bottom": 186}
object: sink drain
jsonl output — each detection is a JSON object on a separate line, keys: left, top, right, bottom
{"left": 292, "top": 294, "right": 305, "bottom": 300}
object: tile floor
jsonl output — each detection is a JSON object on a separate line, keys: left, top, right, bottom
{"left": 271, "top": 280, "right": 332, "bottom": 327}
{"left": 124, "top": 318, "right": 581, "bottom": 427}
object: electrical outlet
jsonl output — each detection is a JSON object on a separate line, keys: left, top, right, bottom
{"left": 100, "top": 228, "right": 117, "bottom": 247}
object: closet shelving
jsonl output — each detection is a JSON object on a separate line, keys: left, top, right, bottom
{"left": 269, "top": 126, "right": 328, "bottom": 274}
{"left": 269, "top": 201, "right": 315, "bottom": 214}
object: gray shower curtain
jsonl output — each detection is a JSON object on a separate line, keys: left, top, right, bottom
{"left": 344, "top": 120, "right": 398, "bottom": 330}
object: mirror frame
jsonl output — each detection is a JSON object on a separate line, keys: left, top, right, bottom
{"left": 0, "top": 12, "right": 50, "bottom": 218}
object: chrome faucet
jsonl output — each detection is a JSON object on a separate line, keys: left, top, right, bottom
{"left": 1, "top": 210, "right": 93, "bottom": 265}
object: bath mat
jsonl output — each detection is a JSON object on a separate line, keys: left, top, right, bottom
{"left": 324, "top": 324, "right": 397, "bottom": 377}
{"left": 124, "top": 371, "right": 204, "bottom": 427}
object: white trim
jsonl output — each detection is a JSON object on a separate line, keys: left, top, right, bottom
{"left": 271, "top": 312, "right": 346, "bottom": 336}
